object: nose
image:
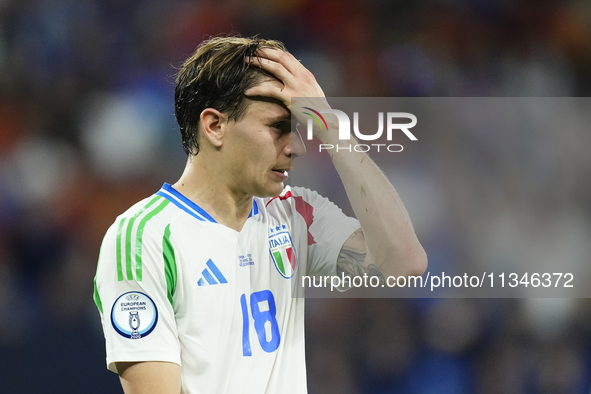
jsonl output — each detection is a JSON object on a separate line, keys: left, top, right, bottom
{"left": 288, "top": 130, "right": 307, "bottom": 159}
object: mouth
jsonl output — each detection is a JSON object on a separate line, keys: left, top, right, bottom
{"left": 271, "top": 168, "right": 290, "bottom": 180}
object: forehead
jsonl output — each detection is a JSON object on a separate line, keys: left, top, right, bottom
{"left": 243, "top": 98, "right": 290, "bottom": 121}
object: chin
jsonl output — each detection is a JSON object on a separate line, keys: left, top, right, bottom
{"left": 257, "top": 183, "right": 285, "bottom": 198}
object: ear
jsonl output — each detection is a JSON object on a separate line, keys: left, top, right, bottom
{"left": 199, "top": 108, "right": 226, "bottom": 148}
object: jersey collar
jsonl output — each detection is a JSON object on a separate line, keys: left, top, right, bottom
{"left": 156, "top": 183, "right": 259, "bottom": 223}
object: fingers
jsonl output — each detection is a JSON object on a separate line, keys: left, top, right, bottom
{"left": 244, "top": 79, "right": 287, "bottom": 102}
{"left": 244, "top": 47, "right": 325, "bottom": 106}
{"left": 247, "top": 55, "right": 297, "bottom": 87}
{"left": 246, "top": 48, "right": 313, "bottom": 88}
{"left": 253, "top": 48, "right": 302, "bottom": 76}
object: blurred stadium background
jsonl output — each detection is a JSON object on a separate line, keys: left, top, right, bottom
{"left": 0, "top": 0, "right": 591, "bottom": 393}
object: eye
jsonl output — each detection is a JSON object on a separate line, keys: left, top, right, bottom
{"left": 271, "top": 122, "right": 291, "bottom": 135}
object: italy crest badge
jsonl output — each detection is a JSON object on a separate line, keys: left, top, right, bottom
{"left": 269, "top": 226, "right": 297, "bottom": 278}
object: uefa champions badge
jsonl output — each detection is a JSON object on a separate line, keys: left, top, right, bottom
{"left": 269, "top": 225, "right": 297, "bottom": 278}
{"left": 111, "top": 292, "right": 158, "bottom": 339}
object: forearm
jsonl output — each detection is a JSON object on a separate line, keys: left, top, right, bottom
{"left": 320, "top": 129, "right": 427, "bottom": 278}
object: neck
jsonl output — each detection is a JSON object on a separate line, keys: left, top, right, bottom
{"left": 172, "top": 155, "right": 253, "bottom": 232}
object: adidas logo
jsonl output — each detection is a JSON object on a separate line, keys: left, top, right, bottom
{"left": 197, "top": 259, "right": 228, "bottom": 286}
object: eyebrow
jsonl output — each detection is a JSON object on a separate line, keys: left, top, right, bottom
{"left": 267, "top": 114, "right": 291, "bottom": 123}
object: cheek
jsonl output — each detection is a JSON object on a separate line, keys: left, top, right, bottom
{"left": 236, "top": 132, "right": 269, "bottom": 154}
{"left": 230, "top": 130, "right": 279, "bottom": 171}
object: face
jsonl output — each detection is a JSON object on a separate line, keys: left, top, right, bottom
{"left": 221, "top": 99, "right": 306, "bottom": 198}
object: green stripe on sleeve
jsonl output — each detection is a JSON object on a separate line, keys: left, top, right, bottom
{"left": 93, "top": 278, "right": 103, "bottom": 313}
{"left": 135, "top": 199, "right": 170, "bottom": 282}
{"left": 162, "top": 224, "right": 177, "bottom": 308}
{"left": 93, "top": 240, "right": 106, "bottom": 313}
{"left": 116, "top": 218, "right": 127, "bottom": 281}
{"left": 125, "top": 221, "right": 134, "bottom": 280}
{"left": 124, "top": 196, "right": 161, "bottom": 281}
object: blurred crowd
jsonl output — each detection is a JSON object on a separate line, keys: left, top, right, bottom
{"left": 0, "top": 0, "right": 590, "bottom": 393}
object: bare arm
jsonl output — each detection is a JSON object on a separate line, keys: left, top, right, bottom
{"left": 329, "top": 138, "right": 427, "bottom": 280}
{"left": 246, "top": 49, "right": 427, "bottom": 280}
{"left": 116, "top": 361, "right": 181, "bottom": 394}
{"left": 336, "top": 228, "right": 386, "bottom": 284}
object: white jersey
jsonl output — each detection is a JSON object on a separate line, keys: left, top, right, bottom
{"left": 94, "top": 183, "right": 359, "bottom": 394}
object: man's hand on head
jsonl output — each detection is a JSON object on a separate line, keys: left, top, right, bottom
{"left": 244, "top": 48, "right": 332, "bottom": 138}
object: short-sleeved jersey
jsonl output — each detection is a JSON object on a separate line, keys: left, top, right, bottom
{"left": 94, "top": 183, "right": 359, "bottom": 394}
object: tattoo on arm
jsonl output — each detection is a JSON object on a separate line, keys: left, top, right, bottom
{"left": 336, "top": 229, "right": 386, "bottom": 286}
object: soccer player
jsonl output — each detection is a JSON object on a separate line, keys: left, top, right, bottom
{"left": 93, "top": 36, "right": 427, "bottom": 394}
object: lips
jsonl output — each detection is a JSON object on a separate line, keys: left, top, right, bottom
{"left": 271, "top": 168, "right": 290, "bottom": 180}
{"left": 272, "top": 169, "right": 288, "bottom": 177}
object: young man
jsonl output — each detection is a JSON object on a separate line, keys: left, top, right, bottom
{"left": 94, "top": 36, "right": 426, "bottom": 394}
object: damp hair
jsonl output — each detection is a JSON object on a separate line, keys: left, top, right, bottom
{"left": 174, "top": 36, "right": 287, "bottom": 156}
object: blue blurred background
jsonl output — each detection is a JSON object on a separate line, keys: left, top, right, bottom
{"left": 0, "top": 0, "right": 590, "bottom": 393}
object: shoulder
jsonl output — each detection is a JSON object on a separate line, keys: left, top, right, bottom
{"left": 99, "top": 191, "right": 188, "bottom": 267}
{"left": 96, "top": 192, "right": 187, "bottom": 288}
{"left": 106, "top": 194, "right": 180, "bottom": 237}
{"left": 262, "top": 186, "right": 331, "bottom": 209}
{"left": 262, "top": 186, "right": 355, "bottom": 234}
